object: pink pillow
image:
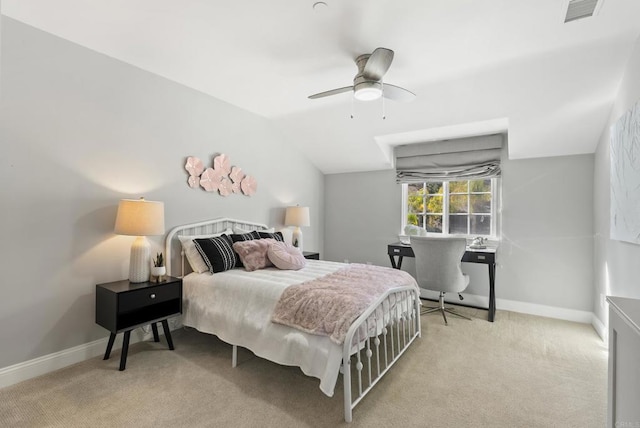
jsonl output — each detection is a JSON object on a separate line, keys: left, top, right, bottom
{"left": 232, "top": 239, "right": 276, "bottom": 272}
{"left": 267, "top": 241, "right": 306, "bottom": 270}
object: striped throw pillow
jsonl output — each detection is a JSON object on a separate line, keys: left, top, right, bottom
{"left": 257, "top": 231, "right": 284, "bottom": 242}
{"left": 193, "top": 234, "right": 237, "bottom": 274}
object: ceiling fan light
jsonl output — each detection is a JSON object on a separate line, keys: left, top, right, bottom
{"left": 354, "top": 81, "right": 382, "bottom": 101}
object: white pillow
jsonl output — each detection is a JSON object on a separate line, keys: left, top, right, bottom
{"left": 178, "top": 229, "right": 232, "bottom": 273}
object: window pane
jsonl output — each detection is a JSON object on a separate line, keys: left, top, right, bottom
{"left": 407, "top": 184, "right": 424, "bottom": 214}
{"left": 408, "top": 183, "right": 423, "bottom": 195}
{"left": 425, "top": 195, "right": 443, "bottom": 214}
{"left": 425, "top": 215, "right": 442, "bottom": 233}
{"left": 470, "top": 194, "right": 491, "bottom": 213}
{"left": 470, "top": 215, "right": 491, "bottom": 235}
{"left": 404, "top": 179, "right": 495, "bottom": 238}
{"left": 449, "top": 194, "right": 468, "bottom": 213}
{"left": 408, "top": 199, "right": 424, "bottom": 214}
{"left": 470, "top": 179, "right": 491, "bottom": 193}
{"left": 425, "top": 182, "right": 443, "bottom": 195}
{"left": 406, "top": 213, "right": 419, "bottom": 226}
{"left": 449, "top": 215, "right": 468, "bottom": 234}
{"left": 450, "top": 181, "right": 468, "bottom": 193}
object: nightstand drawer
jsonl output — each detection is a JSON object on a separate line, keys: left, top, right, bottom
{"left": 119, "top": 283, "right": 180, "bottom": 313}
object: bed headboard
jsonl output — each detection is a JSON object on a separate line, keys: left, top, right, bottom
{"left": 164, "top": 217, "right": 269, "bottom": 277}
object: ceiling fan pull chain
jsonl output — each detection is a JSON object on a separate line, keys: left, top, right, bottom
{"left": 350, "top": 94, "right": 355, "bottom": 119}
{"left": 382, "top": 82, "right": 386, "bottom": 120}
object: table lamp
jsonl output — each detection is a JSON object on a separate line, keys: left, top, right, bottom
{"left": 114, "top": 197, "right": 165, "bottom": 283}
{"left": 285, "top": 205, "right": 310, "bottom": 252}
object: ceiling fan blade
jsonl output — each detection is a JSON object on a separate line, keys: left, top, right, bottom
{"left": 382, "top": 83, "right": 416, "bottom": 102}
{"left": 308, "top": 86, "right": 354, "bottom": 99}
{"left": 363, "top": 48, "right": 394, "bottom": 80}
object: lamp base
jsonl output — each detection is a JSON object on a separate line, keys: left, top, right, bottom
{"left": 129, "top": 236, "right": 150, "bottom": 283}
{"left": 292, "top": 227, "right": 304, "bottom": 253}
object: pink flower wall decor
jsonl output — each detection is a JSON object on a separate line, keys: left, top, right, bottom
{"left": 188, "top": 175, "right": 199, "bottom": 188}
{"left": 230, "top": 166, "right": 245, "bottom": 194}
{"left": 218, "top": 178, "right": 233, "bottom": 197}
{"left": 241, "top": 175, "right": 258, "bottom": 196}
{"left": 213, "top": 154, "right": 231, "bottom": 176}
{"left": 229, "top": 166, "right": 245, "bottom": 183}
{"left": 200, "top": 168, "right": 221, "bottom": 192}
{"left": 184, "top": 153, "right": 257, "bottom": 197}
{"left": 185, "top": 156, "right": 204, "bottom": 177}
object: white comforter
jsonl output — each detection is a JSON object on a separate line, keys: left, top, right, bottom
{"left": 181, "top": 260, "right": 348, "bottom": 397}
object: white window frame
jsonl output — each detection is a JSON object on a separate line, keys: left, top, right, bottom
{"left": 401, "top": 178, "right": 500, "bottom": 241}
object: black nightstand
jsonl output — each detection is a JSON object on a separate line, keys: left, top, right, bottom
{"left": 96, "top": 276, "right": 182, "bottom": 371}
{"left": 303, "top": 251, "right": 320, "bottom": 260}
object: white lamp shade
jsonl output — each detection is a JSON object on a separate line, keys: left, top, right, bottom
{"left": 114, "top": 198, "right": 165, "bottom": 236}
{"left": 285, "top": 206, "right": 310, "bottom": 227}
{"left": 114, "top": 198, "right": 165, "bottom": 283}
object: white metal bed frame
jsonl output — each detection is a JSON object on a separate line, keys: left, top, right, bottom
{"left": 165, "top": 218, "right": 421, "bottom": 423}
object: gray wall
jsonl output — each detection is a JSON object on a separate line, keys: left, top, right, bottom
{"left": 593, "top": 35, "right": 640, "bottom": 326}
{"left": 0, "top": 17, "right": 323, "bottom": 369}
{"left": 324, "top": 170, "right": 401, "bottom": 266}
{"left": 499, "top": 153, "right": 593, "bottom": 311}
{"left": 325, "top": 152, "right": 594, "bottom": 313}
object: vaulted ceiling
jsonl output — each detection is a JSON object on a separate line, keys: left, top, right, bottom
{"left": 3, "top": 0, "right": 640, "bottom": 173}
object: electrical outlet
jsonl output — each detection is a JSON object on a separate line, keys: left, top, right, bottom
{"left": 344, "top": 259, "right": 349, "bottom": 264}
{"left": 600, "top": 293, "right": 606, "bottom": 308}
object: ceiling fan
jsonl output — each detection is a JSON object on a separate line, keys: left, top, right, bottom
{"left": 308, "top": 47, "right": 415, "bottom": 102}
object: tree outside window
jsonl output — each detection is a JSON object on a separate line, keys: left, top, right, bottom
{"left": 404, "top": 179, "right": 495, "bottom": 237}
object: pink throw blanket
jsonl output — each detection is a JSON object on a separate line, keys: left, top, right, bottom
{"left": 271, "top": 263, "right": 418, "bottom": 345}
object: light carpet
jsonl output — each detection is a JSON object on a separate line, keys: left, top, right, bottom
{"left": 0, "top": 307, "right": 608, "bottom": 427}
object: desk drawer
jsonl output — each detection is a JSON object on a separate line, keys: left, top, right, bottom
{"left": 388, "top": 245, "right": 414, "bottom": 257}
{"left": 462, "top": 251, "right": 495, "bottom": 264}
{"left": 119, "top": 283, "right": 181, "bottom": 313}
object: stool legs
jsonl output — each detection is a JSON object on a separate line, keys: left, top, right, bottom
{"left": 421, "top": 292, "right": 471, "bottom": 325}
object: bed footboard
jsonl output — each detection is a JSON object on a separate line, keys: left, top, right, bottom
{"left": 342, "top": 286, "right": 421, "bottom": 422}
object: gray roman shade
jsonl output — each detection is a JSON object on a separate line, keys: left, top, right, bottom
{"left": 395, "top": 134, "right": 503, "bottom": 183}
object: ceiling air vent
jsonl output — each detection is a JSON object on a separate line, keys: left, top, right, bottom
{"left": 564, "top": 0, "right": 601, "bottom": 23}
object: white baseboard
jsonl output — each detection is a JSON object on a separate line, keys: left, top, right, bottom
{"left": 0, "top": 319, "right": 181, "bottom": 390}
{"left": 0, "top": 336, "right": 111, "bottom": 390}
{"left": 495, "top": 297, "right": 594, "bottom": 324}
{"left": 591, "top": 313, "right": 607, "bottom": 342}
{"left": 420, "top": 290, "right": 595, "bottom": 324}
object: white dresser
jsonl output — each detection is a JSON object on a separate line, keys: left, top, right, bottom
{"left": 607, "top": 296, "right": 640, "bottom": 428}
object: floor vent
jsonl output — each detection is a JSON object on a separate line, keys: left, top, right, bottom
{"left": 564, "top": 0, "right": 601, "bottom": 23}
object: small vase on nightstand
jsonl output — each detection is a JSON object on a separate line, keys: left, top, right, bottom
{"left": 151, "top": 252, "right": 166, "bottom": 282}
{"left": 150, "top": 266, "right": 166, "bottom": 283}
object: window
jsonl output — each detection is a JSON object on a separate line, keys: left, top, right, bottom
{"left": 403, "top": 179, "right": 498, "bottom": 238}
